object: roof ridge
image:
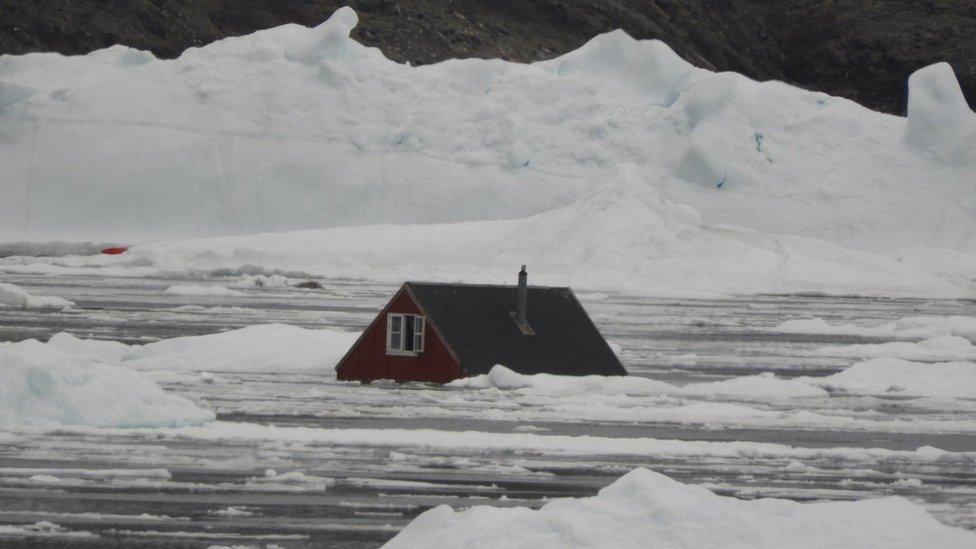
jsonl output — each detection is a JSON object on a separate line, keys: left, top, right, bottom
{"left": 404, "top": 281, "right": 571, "bottom": 290}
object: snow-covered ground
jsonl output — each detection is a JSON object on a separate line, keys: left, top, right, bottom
{"left": 1, "top": 7, "right": 974, "bottom": 297}
{"left": 0, "top": 274, "right": 973, "bottom": 546}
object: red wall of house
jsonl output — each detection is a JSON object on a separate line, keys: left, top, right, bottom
{"left": 336, "top": 290, "right": 462, "bottom": 383}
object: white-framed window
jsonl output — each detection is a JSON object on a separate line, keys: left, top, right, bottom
{"left": 387, "top": 313, "right": 424, "bottom": 355}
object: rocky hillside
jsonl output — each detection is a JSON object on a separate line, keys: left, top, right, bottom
{"left": 2, "top": 0, "right": 973, "bottom": 114}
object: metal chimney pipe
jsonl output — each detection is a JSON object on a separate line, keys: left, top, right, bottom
{"left": 517, "top": 265, "right": 527, "bottom": 326}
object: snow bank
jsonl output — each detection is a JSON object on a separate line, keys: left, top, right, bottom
{"left": 0, "top": 339, "right": 214, "bottom": 428}
{"left": 817, "top": 336, "right": 976, "bottom": 362}
{"left": 122, "top": 323, "right": 359, "bottom": 373}
{"left": 387, "top": 468, "right": 976, "bottom": 549}
{"left": 773, "top": 315, "right": 976, "bottom": 342}
{"left": 804, "top": 358, "right": 976, "bottom": 398}
{"left": 1, "top": 8, "right": 974, "bottom": 298}
{"left": 0, "top": 282, "right": 72, "bottom": 309}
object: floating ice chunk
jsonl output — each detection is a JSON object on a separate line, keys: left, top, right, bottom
{"left": 0, "top": 521, "right": 98, "bottom": 539}
{"left": 448, "top": 365, "right": 673, "bottom": 396}
{"left": 816, "top": 336, "right": 976, "bottom": 362}
{"left": 772, "top": 315, "right": 976, "bottom": 342}
{"left": 386, "top": 468, "right": 976, "bottom": 548}
{"left": 209, "top": 506, "right": 255, "bottom": 517}
{"left": 0, "top": 339, "right": 214, "bottom": 428}
{"left": 46, "top": 332, "right": 131, "bottom": 363}
{"left": 163, "top": 284, "right": 245, "bottom": 297}
{"left": 679, "top": 372, "right": 828, "bottom": 399}
{"left": 123, "top": 323, "right": 360, "bottom": 373}
{"left": 802, "top": 358, "right": 976, "bottom": 398}
{"left": 906, "top": 62, "right": 976, "bottom": 161}
{"left": 0, "top": 282, "right": 73, "bottom": 310}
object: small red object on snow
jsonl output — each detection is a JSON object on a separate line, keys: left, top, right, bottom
{"left": 101, "top": 246, "right": 129, "bottom": 255}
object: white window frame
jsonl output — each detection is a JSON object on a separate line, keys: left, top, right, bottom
{"left": 412, "top": 315, "right": 425, "bottom": 353}
{"left": 386, "top": 313, "right": 424, "bottom": 356}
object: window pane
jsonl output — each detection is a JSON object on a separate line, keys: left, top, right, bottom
{"left": 404, "top": 315, "right": 415, "bottom": 351}
{"left": 390, "top": 315, "right": 402, "bottom": 332}
{"left": 390, "top": 332, "right": 402, "bottom": 350}
{"left": 414, "top": 316, "right": 424, "bottom": 333}
{"left": 414, "top": 334, "right": 424, "bottom": 352}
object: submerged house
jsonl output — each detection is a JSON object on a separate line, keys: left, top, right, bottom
{"left": 335, "top": 267, "right": 626, "bottom": 383}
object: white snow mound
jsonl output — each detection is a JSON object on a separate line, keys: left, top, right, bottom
{"left": 386, "top": 467, "right": 976, "bottom": 549}
{"left": 0, "top": 339, "right": 214, "bottom": 428}
{"left": 0, "top": 282, "right": 73, "bottom": 309}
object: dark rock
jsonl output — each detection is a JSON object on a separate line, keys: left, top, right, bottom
{"left": 295, "top": 281, "right": 324, "bottom": 290}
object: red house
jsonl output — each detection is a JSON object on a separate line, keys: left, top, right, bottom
{"left": 335, "top": 267, "right": 626, "bottom": 383}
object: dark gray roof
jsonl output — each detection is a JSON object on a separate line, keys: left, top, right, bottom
{"left": 406, "top": 282, "right": 626, "bottom": 377}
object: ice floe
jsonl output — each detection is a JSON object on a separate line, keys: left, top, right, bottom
{"left": 0, "top": 282, "right": 72, "bottom": 309}
{"left": 0, "top": 339, "right": 214, "bottom": 428}
{"left": 386, "top": 468, "right": 976, "bottom": 548}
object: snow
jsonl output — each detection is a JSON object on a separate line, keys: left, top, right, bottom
{"left": 122, "top": 324, "right": 359, "bottom": 373}
{"left": 451, "top": 366, "right": 826, "bottom": 399}
{"left": 210, "top": 506, "right": 255, "bottom": 517}
{"left": 39, "top": 324, "right": 359, "bottom": 374}
{"left": 164, "top": 284, "right": 245, "bottom": 296}
{"left": 906, "top": 62, "right": 976, "bottom": 162}
{"left": 450, "top": 364, "right": 670, "bottom": 395}
{"left": 803, "top": 358, "right": 976, "bottom": 398}
{"left": 678, "top": 372, "right": 827, "bottom": 399}
{"left": 816, "top": 336, "right": 976, "bottom": 362}
{"left": 0, "top": 521, "right": 97, "bottom": 539}
{"left": 0, "top": 282, "right": 72, "bottom": 309}
{"left": 100, "top": 172, "right": 970, "bottom": 297}
{"left": 0, "top": 338, "right": 213, "bottom": 428}
{"left": 386, "top": 468, "right": 976, "bottom": 549}
{"left": 772, "top": 315, "right": 976, "bottom": 342}
{"left": 1, "top": 8, "right": 974, "bottom": 297}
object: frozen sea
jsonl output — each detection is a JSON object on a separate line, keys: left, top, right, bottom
{"left": 0, "top": 272, "right": 974, "bottom": 547}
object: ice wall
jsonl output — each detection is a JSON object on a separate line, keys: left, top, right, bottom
{"left": 0, "top": 7, "right": 973, "bottom": 256}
